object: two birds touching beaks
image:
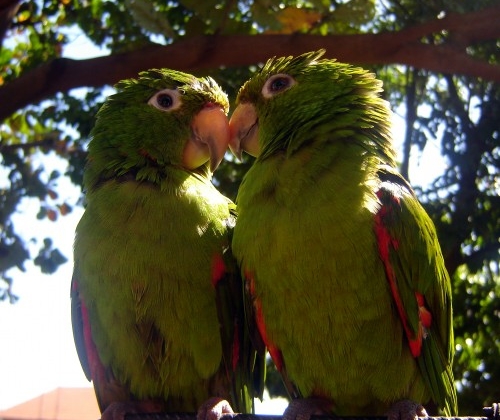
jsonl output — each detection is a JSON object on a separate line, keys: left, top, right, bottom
{"left": 71, "top": 50, "right": 457, "bottom": 420}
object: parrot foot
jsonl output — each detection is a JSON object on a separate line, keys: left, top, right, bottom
{"left": 197, "top": 397, "right": 235, "bottom": 420}
{"left": 283, "top": 397, "right": 334, "bottom": 420}
{"left": 100, "top": 401, "right": 164, "bottom": 420}
{"left": 385, "top": 399, "right": 428, "bottom": 420}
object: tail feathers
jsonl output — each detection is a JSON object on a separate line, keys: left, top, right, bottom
{"left": 418, "top": 332, "right": 457, "bottom": 416}
{"left": 214, "top": 248, "right": 266, "bottom": 414}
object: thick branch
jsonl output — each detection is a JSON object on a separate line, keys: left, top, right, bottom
{"left": 0, "top": 0, "right": 20, "bottom": 49}
{"left": 1, "top": 4, "right": 500, "bottom": 121}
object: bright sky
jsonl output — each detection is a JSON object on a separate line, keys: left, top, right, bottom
{"left": 0, "top": 27, "right": 446, "bottom": 412}
{"left": 0, "top": 176, "right": 86, "bottom": 410}
{"left": 0, "top": 30, "right": 98, "bottom": 410}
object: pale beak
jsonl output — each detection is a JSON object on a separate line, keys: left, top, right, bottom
{"left": 185, "top": 103, "right": 230, "bottom": 172}
{"left": 228, "top": 102, "right": 260, "bottom": 160}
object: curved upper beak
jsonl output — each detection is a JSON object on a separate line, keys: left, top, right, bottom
{"left": 228, "top": 102, "right": 260, "bottom": 160}
{"left": 185, "top": 103, "right": 230, "bottom": 172}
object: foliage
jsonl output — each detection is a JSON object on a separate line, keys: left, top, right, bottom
{"left": 0, "top": 0, "right": 499, "bottom": 413}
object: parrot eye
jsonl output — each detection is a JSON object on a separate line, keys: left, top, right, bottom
{"left": 148, "top": 88, "right": 183, "bottom": 111}
{"left": 262, "top": 74, "right": 296, "bottom": 98}
{"left": 157, "top": 94, "right": 173, "bottom": 108}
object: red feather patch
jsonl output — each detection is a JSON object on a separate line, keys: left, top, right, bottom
{"left": 73, "top": 280, "right": 109, "bottom": 385}
{"left": 211, "top": 253, "right": 226, "bottom": 287}
{"left": 245, "top": 272, "right": 284, "bottom": 372}
{"left": 417, "top": 292, "right": 432, "bottom": 329}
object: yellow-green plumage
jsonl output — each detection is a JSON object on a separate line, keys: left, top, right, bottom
{"left": 229, "top": 51, "right": 456, "bottom": 417}
{"left": 71, "top": 69, "right": 260, "bottom": 416}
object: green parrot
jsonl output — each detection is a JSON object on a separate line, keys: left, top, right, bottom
{"left": 228, "top": 50, "right": 457, "bottom": 420}
{"left": 71, "top": 69, "right": 263, "bottom": 420}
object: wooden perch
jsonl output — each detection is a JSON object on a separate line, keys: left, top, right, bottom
{"left": 124, "top": 404, "right": 500, "bottom": 420}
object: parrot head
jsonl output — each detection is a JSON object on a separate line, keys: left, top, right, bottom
{"left": 85, "top": 69, "right": 230, "bottom": 190}
{"left": 229, "top": 50, "right": 395, "bottom": 166}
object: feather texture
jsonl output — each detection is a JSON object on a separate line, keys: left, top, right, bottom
{"left": 229, "top": 51, "right": 457, "bottom": 417}
{"left": 71, "top": 69, "right": 263, "bottom": 415}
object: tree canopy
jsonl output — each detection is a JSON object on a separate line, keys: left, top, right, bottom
{"left": 0, "top": 0, "right": 499, "bottom": 414}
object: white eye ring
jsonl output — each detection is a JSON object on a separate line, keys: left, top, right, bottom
{"left": 148, "top": 88, "right": 183, "bottom": 111}
{"left": 262, "top": 74, "right": 296, "bottom": 98}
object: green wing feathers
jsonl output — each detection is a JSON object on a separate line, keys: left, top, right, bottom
{"left": 375, "top": 168, "right": 457, "bottom": 416}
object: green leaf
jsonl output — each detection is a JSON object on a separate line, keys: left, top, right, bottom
{"left": 125, "top": 0, "right": 174, "bottom": 38}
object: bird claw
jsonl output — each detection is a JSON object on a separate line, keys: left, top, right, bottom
{"left": 283, "top": 397, "right": 334, "bottom": 420}
{"left": 100, "top": 401, "right": 164, "bottom": 420}
{"left": 197, "top": 397, "right": 235, "bottom": 420}
{"left": 385, "top": 399, "right": 428, "bottom": 420}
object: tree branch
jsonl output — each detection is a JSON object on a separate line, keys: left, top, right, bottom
{"left": 400, "top": 67, "right": 417, "bottom": 180}
{"left": 442, "top": 75, "right": 483, "bottom": 275}
{"left": 0, "top": 0, "right": 20, "bottom": 49}
{"left": 0, "top": 136, "right": 59, "bottom": 152}
{"left": 1, "top": 4, "right": 499, "bottom": 121}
